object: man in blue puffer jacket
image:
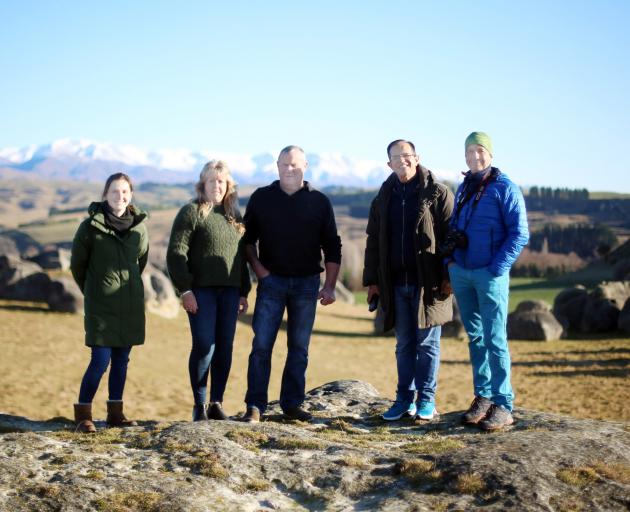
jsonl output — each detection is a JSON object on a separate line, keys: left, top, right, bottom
{"left": 447, "top": 132, "right": 529, "bottom": 430}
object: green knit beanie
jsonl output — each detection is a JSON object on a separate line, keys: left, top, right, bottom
{"left": 465, "top": 131, "right": 493, "bottom": 156}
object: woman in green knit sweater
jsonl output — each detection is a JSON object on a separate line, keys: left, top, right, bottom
{"left": 167, "top": 160, "right": 251, "bottom": 421}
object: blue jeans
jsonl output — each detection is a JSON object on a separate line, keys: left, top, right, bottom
{"left": 393, "top": 284, "right": 442, "bottom": 404}
{"left": 245, "top": 274, "right": 320, "bottom": 414}
{"left": 187, "top": 286, "right": 240, "bottom": 405}
{"left": 78, "top": 346, "right": 132, "bottom": 403}
{"left": 448, "top": 263, "right": 513, "bottom": 411}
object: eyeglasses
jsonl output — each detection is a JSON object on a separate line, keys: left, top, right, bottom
{"left": 389, "top": 153, "right": 416, "bottom": 162}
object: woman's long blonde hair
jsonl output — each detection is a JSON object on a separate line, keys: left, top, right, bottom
{"left": 194, "top": 160, "right": 244, "bottom": 233}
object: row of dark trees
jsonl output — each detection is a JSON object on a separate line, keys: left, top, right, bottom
{"left": 528, "top": 223, "right": 617, "bottom": 258}
{"left": 528, "top": 187, "right": 589, "bottom": 201}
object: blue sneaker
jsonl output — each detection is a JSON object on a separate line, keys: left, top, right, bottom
{"left": 415, "top": 401, "right": 438, "bottom": 420}
{"left": 382, "top": 400, "right": 417, "bottom": 421}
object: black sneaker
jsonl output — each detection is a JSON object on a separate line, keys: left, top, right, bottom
{"left": 462, "top": 396, "right": 493, "bottom": 425}
{"left": 192, "top": 404, "right": 208, "bottom": 422}
{"left": 283, "top": 406, "right": 313, "bottom": 422}
{"left": 479, "top": 405, "right": 514, "bottom": 431}
{"left": 208, "top": 402, "right": 229, "bottom": 420}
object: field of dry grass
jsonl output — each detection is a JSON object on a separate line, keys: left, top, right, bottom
{"left": 1, "top": 296, "right": 629, "bottom": 423}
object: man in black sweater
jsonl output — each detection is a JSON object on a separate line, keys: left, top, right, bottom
{"left": 241, "top": 145, "right": 342, "bottom": 423}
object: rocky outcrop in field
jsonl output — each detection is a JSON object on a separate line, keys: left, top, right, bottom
{"left": 554, "top": 281, "right": 630, "bottom": 335}
{"left": 1, "top": 380, "right": 629, "bottom": 511}
{"left": 508, "top": 300, "right": 564, "bottom": 341}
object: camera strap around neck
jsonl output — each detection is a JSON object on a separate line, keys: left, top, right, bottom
{"left": 454, "top": 170, "right": 496, "bottom": 230}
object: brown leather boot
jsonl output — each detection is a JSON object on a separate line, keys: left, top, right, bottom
{"left": 74, "top": 403, "right": 97, "bottom": 433}
{"left": 106, "top": 400, "right": 138, "bottom": 427}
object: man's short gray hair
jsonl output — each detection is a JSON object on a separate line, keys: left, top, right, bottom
{"left": 278, "top": 145, "right": 305, "bottom": 159}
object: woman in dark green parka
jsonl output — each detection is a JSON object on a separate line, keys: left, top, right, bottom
{"left": 70, "top": 173, "right": 149, "bottom": 433}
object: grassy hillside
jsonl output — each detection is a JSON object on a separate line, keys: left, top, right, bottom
{"left": 1, "top": 295, "right": 628, "bottom": 423}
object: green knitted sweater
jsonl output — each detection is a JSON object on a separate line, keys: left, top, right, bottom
{"left": 166, "top": 202, "right": 251, "bottom": 297}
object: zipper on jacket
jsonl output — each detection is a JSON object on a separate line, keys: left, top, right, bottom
{"left": 402, "top": 183, "right": 407, "bottom": 287}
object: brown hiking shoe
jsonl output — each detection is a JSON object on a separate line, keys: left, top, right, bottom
{"left": 283, "top": 406, "right": 313, "bottom": 422}
{"left": 479, "top": 405, "right": 514, "bottom": 431}
{"left": 462, "top": 396, "right": 493, "bottom": 425}
{"left": 208, "top": 402, "right": 229, "bottom": 421}
{"left": 106, "top": 400, "right": 138, "bottom": 427}
{"left": 241, "top": 406, "right": 260, "bottom": 423}
{"left": 74, "top": 403, "right": 97, "bottom": 433}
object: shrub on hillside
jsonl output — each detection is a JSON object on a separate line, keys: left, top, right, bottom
{"left": 511, "top": 248, "right": 586, "bottom": 278}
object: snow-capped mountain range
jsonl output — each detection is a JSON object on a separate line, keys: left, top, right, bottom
{"left": 0, "top": 139, "right": 458, "bottom": 187}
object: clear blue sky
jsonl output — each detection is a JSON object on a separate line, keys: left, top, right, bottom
{"left": 1, "top": 1, "right": 629, "bottom": 190}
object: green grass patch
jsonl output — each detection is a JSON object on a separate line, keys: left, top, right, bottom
{"left": 393, "top": 459, "right": 443, "bottom": 486}
{"left": 401, "top": 435, "right": 465, "bottom": 455}
{"left": 454, "top": 472, "right": 487, "bottom": 494}
{"left": 590, "top": 461, "right": 630, "bottom": 484}
{"left": 225, "top": 429, "right": 269, "bottom": 451}
{"left": 20, "top": 219, "right": 81, "bottom": 244}
{"left": 508, "top": 277, "right": 564, "bottom": 312}
{"left": 243, "top": 477, "right": 271, "bottom": 492}
{"left": 337, "top": 456, "right": 370, "bottom": 469}
{"left": 93, "top": 491, "right": 167, "bottom": 512}
{"left": 181, "top": 451, "right": 229, "bottom": 479}
{"left": 269, "top": 437, "right": 326, "bottom": 450}
{"left": 48, "top": 454, "right": 77, "bottom": 465}
{"left": 556, "top": 466, "right": 599, "bottom": 487}
{"left": 354, "top": 291, "right": 368, "bottom": 305}
{"left": 49, "top": 428, "right": 126, "bottom": 445}
{"left": 84, "top": 470, "right": 106, "bottom": 480}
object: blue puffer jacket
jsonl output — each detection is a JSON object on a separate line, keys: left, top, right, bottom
{"left": 450, "top": 168, "right": 529, "bottom": 276}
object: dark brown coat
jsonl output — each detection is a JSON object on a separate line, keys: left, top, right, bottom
{"left": 363, "top": 167, "right": 454, "bottom": 330}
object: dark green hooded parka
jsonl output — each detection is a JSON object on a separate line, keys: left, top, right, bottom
{"left": 71, "top": 202, "right": 149, "bottom": 347}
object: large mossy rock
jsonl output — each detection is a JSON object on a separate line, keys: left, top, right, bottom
{"left": 1, "top": 380, "right": 629, "bottom": 511}
{"left": 508, "top": 300, "right": 564, "bottom": 341}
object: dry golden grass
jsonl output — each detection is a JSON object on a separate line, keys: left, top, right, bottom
{"left": 0, "top": 297, "right": 629, "bottom": 422}
{"left": 454, "top": 472, "right": 486, "bottom": 494}
{"left": 556, "top": 466, "right": 599, "bottom": 487}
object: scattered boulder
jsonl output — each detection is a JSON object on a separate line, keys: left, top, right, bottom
{"left": 47, "top": 276, "right": 83, "bottom": 313}
{"left": 617, "top": 297, "right": 630, "bottom": 335}
{"left": 0, "top": 254, "right": 51, "bottom": 301}
{"left": 334, "top": 280, "right": 355, "bottom": 305}
{"left": 27, "top": 247, "right": 71, "bottom": 271}
{"left": 508, "top": 300, "right": 563, "bottom": 341}
{"left": 1, "top": 380, "right": 629, "bottom": 511}
{"left": 443, "top": 296, "right": 466, "bottom": 339}
{"left": 0, "top": 235, "right": 20, "bottom": 258}
{"left": 580, "top": 281, "right": 630, "bottom": 333}
{"left": 148, "top": 244, "right": 168, "bottom": 273}
{"left": 142, "top": 263, "right": 179, "bottom": 318}
{"left": 612, "top": 258, "right": 630, "bottom": 281}
{"left": 0, "top": 229, "right": 42, "bottom": 258}
{"left": 553, "top": 285, "right": 588, "bottom": 332}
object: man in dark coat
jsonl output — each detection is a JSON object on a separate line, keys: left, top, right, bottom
{"left": 363, "top": 139, "right": 453, "bottom": 422}
{"left": 241, "top": 145, "right": 342, "bottom": 423}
